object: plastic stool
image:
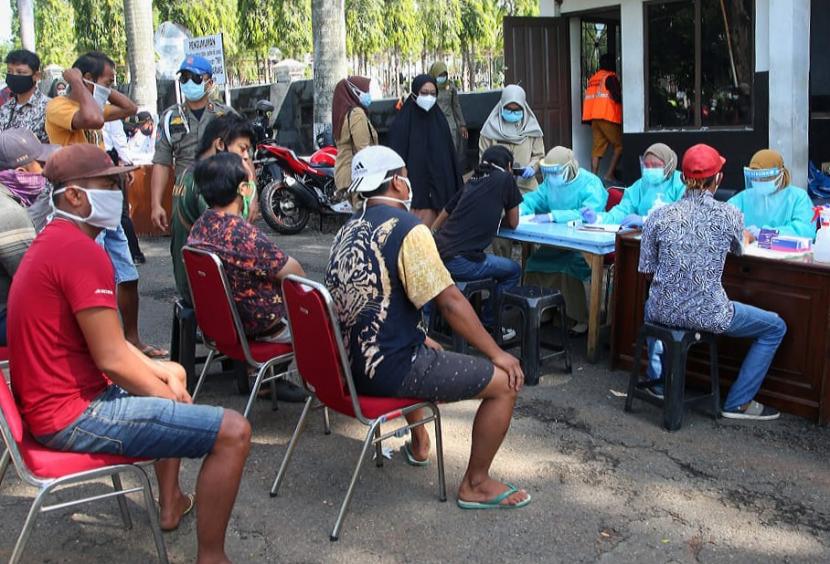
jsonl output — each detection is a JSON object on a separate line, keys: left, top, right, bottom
{"left": 624, "top": 323, "right": 720, "bottom": 431}
{"left": 497, "top": 285, "right": 571, "bottom": 386}
{"left": 429, "top": 278, "right": 497, "bottom": 353}
{"left": 170, "top": 300, "right": 198, "bottom": 391}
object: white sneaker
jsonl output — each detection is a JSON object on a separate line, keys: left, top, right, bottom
{"left": 500, "top": 327, "right": 517, "bottom": 341}
{"left": 721, "top": 400, "right": 780, "bottom": 421}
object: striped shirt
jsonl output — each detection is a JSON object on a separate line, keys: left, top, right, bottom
{"left": 0, "top": 185, "right": 36, "bottom": 316}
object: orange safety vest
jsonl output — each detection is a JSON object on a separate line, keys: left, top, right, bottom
{"left": 582, "top": 69, "right": 622, "bottom": 125}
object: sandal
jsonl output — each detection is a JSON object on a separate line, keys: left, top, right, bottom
{"left": 457, "top": 483, "right": 531, "bottom": 510}
{"left": 160, "top": 492, "right": 195, "bottom": 532}
{"left": 401, "top": 441, "right": 429, "bottom": 467}
{"left": 140, "top": 344, "right": 170, "bottom": 359}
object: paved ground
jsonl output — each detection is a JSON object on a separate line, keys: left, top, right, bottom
{"left": 2, "top": 220, "right": 829, "bottom": 563}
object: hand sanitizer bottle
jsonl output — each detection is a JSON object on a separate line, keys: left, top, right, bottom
{"left": 814, "top": 209, "right": 830, "bottom": 263}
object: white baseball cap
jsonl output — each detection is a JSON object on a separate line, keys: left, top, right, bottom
{"left": 348, "top": 145, "right": 406, "bottom": 193}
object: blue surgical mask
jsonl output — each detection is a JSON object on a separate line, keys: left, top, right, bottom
{"left": 436, "top": 76, "right": 448, "bottom": 85}
{"left": 180, "top": 79, "right": 206, "bottom": 102}
{"left": 750, "top": 180, "right": 778, "bottom": 196}
{"left": 501, "top": 109, "right": 523, "bottom": 123}
{"left": 359, "top": 92, "right": 372, "bottom": 108}
{"left": 546, "top": 172, "right": 567, "bottom": 187}
{"left": 642, "top": 167, "right": 665, "bottom": 185}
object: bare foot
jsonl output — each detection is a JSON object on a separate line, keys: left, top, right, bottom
{"left": 409, "top": 428, "right": 431, "bottom": 462}
{"left": 458, "top": 477, "right": 529, "bottom": 506}
{"left": 160, "top": 491, "right": 194, "bottom": 531}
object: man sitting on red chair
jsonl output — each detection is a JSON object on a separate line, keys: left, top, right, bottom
{"left": 7, "top": 144, "right": 251, "bottom": 563}
{"left": 325, "top": 145, "right": 531, "bottom": 509}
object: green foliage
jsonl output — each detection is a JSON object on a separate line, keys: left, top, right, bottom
{"left": 383, "top": 0, "right": 420, "bottom": 58}
{"left": 345, "top": 0, "right": 384, "bottom": 61}
{"left": 239, "top": 0, "right": 311, "bottom": 60}
{"left": 35, "top": 0, "right": 76, "bottom": 67}
{"left": 162, "top": 0, "right": 241, "bottom": 58}
{"left": 420, "top": 0, "right": 462, "bottom": 56}
{"left": 71, "top": 0, "right": 127, "bottom": 68}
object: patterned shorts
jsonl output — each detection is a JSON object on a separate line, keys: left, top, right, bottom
{"left": 396, "top": 345, "right": 494, "bottom": 402}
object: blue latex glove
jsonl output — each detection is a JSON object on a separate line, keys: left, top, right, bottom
{"left": 747, "top": 225, "right": 761, "bottom": 239}
{"left": 621, "top": 214, "right": 644, "bottom": 228}
{"left": 529, "top": 213, "right": 553, "bottom": 224}
{"left": 581, "top": 207, "right": 597, "bottom": 224}
{"left": 521, "top": 166, "right": 536, "bottom": 179}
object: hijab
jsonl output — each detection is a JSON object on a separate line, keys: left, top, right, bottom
{"left": 332, "top": 76, "right": 371, "bottom": 139}
{"left": 749, "top": 149, "right": 791, "bottom": 189}
{"left": 387, "top": 74, "right": 462, "bottom": 209}
{"left": 480, "top": 84, "right": 544, "bottom": 145}
{"left": 429, "top": 62, "right": 449, "bottom": 90}
{"left": 644, "top": 143, "right": 678, "bottom": 177}
{"left": 541, "top": 146, "right": 579, "bottom": 183}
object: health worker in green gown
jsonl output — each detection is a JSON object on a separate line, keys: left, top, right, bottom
{"left": 581, "top": 143, "right": 686, "bottom": 228}
{"left": 728, "top": 149, "right": 816, "bottom": 241}
{"left": 520, "top": 146, "right": 607, "bottom": 334}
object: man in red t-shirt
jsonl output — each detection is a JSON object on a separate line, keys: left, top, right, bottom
{"left": 7, "top": 144, "right": 251, "bottom": 562}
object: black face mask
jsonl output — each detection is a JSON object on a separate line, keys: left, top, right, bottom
{"left": 6, "top": 74, "right": 35, "bottom": 95}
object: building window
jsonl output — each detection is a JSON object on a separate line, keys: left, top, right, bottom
{"left": 646, "top": 0, "right": 754, "bottom": 130}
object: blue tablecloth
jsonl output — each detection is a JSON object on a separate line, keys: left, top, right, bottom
{"left": 498, "top": 222, "right": 618, "bottom": 255}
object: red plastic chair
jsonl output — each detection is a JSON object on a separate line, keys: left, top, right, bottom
{"left": 602, "top": 186, "right": 625, "bottom": 323}
{"left": 0, "top": 376, "right": 167, "bottom": 563}
{"left": 181, "top": 246, "right": 294, "bottom": 420}
{"left": 269, "top": 275, "right": 446, "bottom": 541}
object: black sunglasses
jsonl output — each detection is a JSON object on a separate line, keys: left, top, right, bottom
{"left": 178, "top": 72, "right": 207, "bottom": 85}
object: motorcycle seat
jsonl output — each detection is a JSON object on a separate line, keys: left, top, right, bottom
{"left": 309, "top": 164, "right": 334, "bottom": 176}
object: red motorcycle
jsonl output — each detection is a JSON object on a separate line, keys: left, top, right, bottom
{"left": 255, "top": 136, "right": 351, "bottom": 235}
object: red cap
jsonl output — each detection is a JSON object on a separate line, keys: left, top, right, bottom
{"left": 43, "top": 144, "right": 135, "bottom": 185}
{"left": 681, "top": 144, "right": 726, "bottom": 179}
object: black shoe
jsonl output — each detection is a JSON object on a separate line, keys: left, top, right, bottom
{"left": 274, "top": 379, "right": 309, "bottom": 403}
{"left": 133, "top": 254, "right": 146, "bottom": 265}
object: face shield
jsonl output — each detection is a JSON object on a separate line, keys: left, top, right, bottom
{"left": 744, "top": 166, "right": 782, "bottom": 195}
{"left": 540, "top": 162, "right": 569, "bottom": 186}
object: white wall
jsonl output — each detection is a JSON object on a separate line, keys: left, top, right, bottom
{"left": 768, "top": 0, "right": 811, "bottom": 188}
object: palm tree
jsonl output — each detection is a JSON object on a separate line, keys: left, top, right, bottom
{"left": 311, "top": 0, "right": 347, "bottom": 142}
{"left": 17, "top": 0, "right": 35, "bottom": 51}
{"left": 123, "top": 0, "right": 157, "bottom": 112}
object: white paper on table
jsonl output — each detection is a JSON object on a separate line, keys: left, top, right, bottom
{"left": 742, "top": 242, "right": 812, "bottom": 260}
{"left": 577, "top": 224, "right": 623, "bottom": 233}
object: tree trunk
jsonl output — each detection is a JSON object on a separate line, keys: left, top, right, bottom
{"left": 123, "top": 0, "right": 157, "bottom": 112}
{"left": 312, "top": 0, "right": 347, "bottom": 142}
{"left": 17, "top": 0, "right": 35, "bottom": 51}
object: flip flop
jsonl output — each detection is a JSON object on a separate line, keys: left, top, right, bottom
{"left": 141, "top": 344, "right": 170, "bottom": 359}
{"left": 456, "top": 483, "right": 531, "bottom": 510}
{"left": 401, "top": 441, "right": 430, "bottom": 467}
{"left": 160, "top": 493, "right": 195, "bottom": 532}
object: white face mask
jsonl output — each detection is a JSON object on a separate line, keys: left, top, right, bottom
{"left": 366, "top": 176, "right": 413, "bottom": 212}
{"left": 415, "top": 94, "right": 437, "bottom": 112}
{"left": 52, "top": 186, "right": 123, "bottom": 230}
{"left": 84, "top": 79, "right": 111, "bottom": 110}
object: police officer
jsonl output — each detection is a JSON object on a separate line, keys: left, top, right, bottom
{"left": 150, "top": 55, "right": 233, "bottom": 231}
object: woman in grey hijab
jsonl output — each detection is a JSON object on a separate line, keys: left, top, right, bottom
{"left": 479, "top": 85, "right": 545, "bottom": 194}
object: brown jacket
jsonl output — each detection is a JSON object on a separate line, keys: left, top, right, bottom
{"left": 334, "top": 108, "right": 378, "bottom": 190}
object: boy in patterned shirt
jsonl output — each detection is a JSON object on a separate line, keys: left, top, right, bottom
{"left": 639, "top": 144, "right": 785, "bottom": 421}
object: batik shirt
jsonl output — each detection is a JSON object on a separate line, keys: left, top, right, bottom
{"left": 187, "top": 209, "right": 289, "bottom": 336}
{"left": 326, "top": 205, "right": 453, "bottom": 396}
{"left": 639, "top": 190, "right": 743, "bottom": 333}
{"left": 0, "top": 90, "right": 50, "bottom": 143}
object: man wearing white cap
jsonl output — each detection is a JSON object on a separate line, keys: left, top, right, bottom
{"left": 326, "top": 145, "right": 531, "bottom": 509}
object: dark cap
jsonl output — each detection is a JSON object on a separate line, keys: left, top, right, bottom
{"left": 178, "top": 55, "right": 213, "bottom": 77}
{"left": 43, "top": 144, "right": 136, "bottom": 185}
{"left": 136, "top": 111, "right": 153, "bottom": 122}
{"left": 0, "top": 128, "right": 61, "bottom": 170}
{"left": 682, "top": 144, "right": 726, "bottom": 179}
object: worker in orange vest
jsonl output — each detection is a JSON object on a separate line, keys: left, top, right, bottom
{"left": 583, "top": 54, "right": 622, "bottom": 183}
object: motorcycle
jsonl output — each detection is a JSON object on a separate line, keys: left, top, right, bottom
{"left": 255, "top": 132, "right": 352, "bottom": 235}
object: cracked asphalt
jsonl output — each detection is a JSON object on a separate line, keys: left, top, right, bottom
{"left": 1, "top": 220, "right": 828, "bottom": 563}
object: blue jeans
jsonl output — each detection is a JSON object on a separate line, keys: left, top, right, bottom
{"left": 96, "top": 224, "right": 139, "bottom": 285}
{"left": 648, "top": 301, "right": 787, "bottom": 411}
{"left": 37, "top": 385, "right": 224, "bottom": 459}
{"left": 443, "top": 254, "right": 521, "bottom": 326}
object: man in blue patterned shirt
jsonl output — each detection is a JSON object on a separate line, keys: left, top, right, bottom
{"left": 639, "top": 144, "right": 785, "bottom": 421}
{"left": 0, "top": 50, "right": 49, "bottom": 143}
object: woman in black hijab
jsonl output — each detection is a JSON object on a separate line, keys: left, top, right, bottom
{"left": 387, "top": 74, "right": 463, "bottom": 227}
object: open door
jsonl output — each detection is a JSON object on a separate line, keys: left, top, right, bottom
{"left": 504, "top": 17, "right": 572, "bottom": 149}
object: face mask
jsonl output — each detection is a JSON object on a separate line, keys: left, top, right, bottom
{"left": 501, "top": 109, "right": 523, "bottom": 124}
{"left": 415, "top": 94, "right": 437, "bottom": 112}
{"left": 240, "top": 181, "right": 257, "bottom": 219}
{"left": 546, "top": 173, "right": 567, "bottom": 187}
{"left": 181, "top": 79, "right": 207, "bottom": 102}
{"left": 750, "top": 180, "right": 778, "bottom": 196}
{"left": 84, "top": 79, "right": 111, "bottom": 110}
{"left": 51, "top": 186, "right": 123, "bottom": 230}
{"left": 0, "top": 169, "right": 45, "bottom": 206}
{"left": 6, "top": 74, "right": 35, "bottom": 95}
{"left": 367, "top": 176, "right": 413, "bottom": 211}
{"left": 436, "top": 76, "right": 448, "bottom": 86}
{"left": 359, "top": 92, "right": 372, "bottom": 108}
{"left": 642, "top": 167, "right": 665, "bottom": 185}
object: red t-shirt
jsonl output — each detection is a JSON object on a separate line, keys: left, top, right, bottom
{"left": 7, "top": 219, "right": 116, "bottom": 437}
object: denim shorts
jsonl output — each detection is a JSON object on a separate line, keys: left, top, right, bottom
{"left": 38, "top": 386, "right": 224, "bottom": 459}
{"left": 97, "top": 224, "right": 139, "bottom": 284}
